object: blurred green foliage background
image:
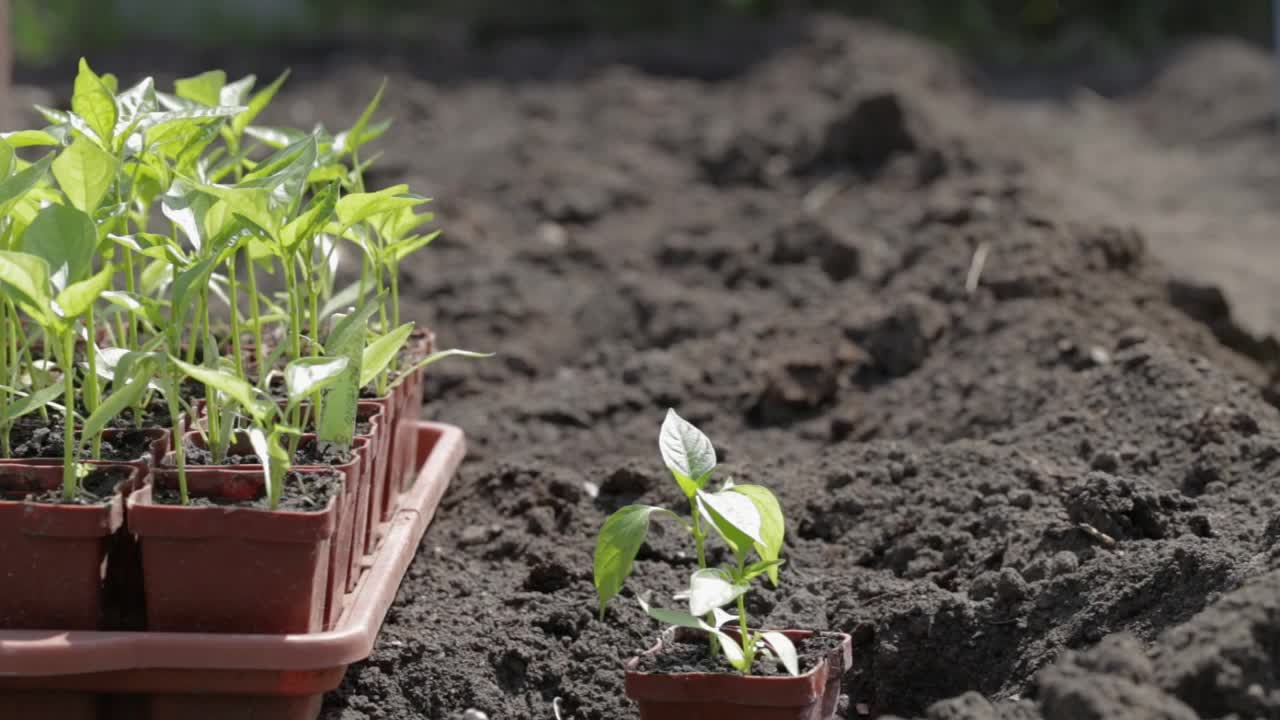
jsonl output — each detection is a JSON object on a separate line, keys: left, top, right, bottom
{"left": 11, "top": 0, "right": 1272, "bottom": 66}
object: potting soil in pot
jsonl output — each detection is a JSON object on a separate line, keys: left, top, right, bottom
{"left": 17, "top": 467, "right": 130, "bottom": 505}
{"left": 8, "top": 420, "right": 156, "bottom": 463}
{"left": 152, "top": 469, "right": 340, "bottom": 511}
{"left": 635, "top": 632, "right": 849, "bottom": 678}
{"left": 53, "top": 13, "right": 1280, "bottom": 720}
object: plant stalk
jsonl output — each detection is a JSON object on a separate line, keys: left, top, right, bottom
{"left": 60, "top": 333, "right": 77, "bottom": 502}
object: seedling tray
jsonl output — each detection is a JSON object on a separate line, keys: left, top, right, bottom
{"left": 0, "top": 421, "right": 465, "bottom": 720}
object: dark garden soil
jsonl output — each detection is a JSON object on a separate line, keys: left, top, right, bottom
{"left": 152, "top": 468, "right": 339, "bottom": 512}
{"left": 22, "top": 13, "right": 1280, "bottom": 720}
{"left": 181, "top": 437, "right": 353, "bottom": 467}
{"left": 23, "top": 467, "right": 129, "bottom": 505}
{"left": 9, "top": 419, "right": 157, "bottom": 463}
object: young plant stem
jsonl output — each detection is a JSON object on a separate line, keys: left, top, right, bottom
{"left": 84, "top": 305, "right": 102, "bottom": 458}
{"left": 283, "top": 259, "right": 304, "bottom": 456}
{"left": 59, "top": 333, "right": 77, "bottom": 502}
{"left": 0, "top": 303, "right": 9, "bottom": 458}
{"left": 227, "top": 250, "right": 245, "bottom": 380}
{"left": 167, "top": 380, "right": 188, "bottom": 505}
{"left": 244, "top": 256, "right": 265, "bottom": 383}
{"left": 185, "top": 291, "right": 206, "bottom": 366}
{"left": 736, "top": 556, "right": 751, "bottom": 672}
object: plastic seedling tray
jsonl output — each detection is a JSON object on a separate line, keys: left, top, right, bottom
{"left": 0, "top": 422, "right": 465, "bottom": 720}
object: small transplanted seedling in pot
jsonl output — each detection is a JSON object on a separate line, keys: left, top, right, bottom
{"left": 593, "top": 409, "right": 795, "bottom": 676}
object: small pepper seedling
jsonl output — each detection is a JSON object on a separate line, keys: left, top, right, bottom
{"left": 593, "top": 409, "right": 797, "bottom": 676}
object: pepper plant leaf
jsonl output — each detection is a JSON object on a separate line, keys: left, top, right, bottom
{"left": 171, "top": 356, "right": 265, "bottom": 422}
{"left": 80, "top": 358, "right": 159, "bottom": 442}
{"left": 0, "top": 251, "right": 54, "bottom": 324}
{"left": 594, "top": 505, "right": 686, "bottom": 618}
{"left": 728, "top": 484, "right": 786, "bottom": 585}
{"left": 659, "top": 408, "right": 716, "bottom": 497}
{"left": 683, "top": 568, "right": 750, "bottom": 617}
{"left": 759, "top": 632, "right": 800, "bottom": 677}
{"left": 317, "top": 300, "right": 380, "bottom": 447}
{"left": 696, "top": 487, "right": 764, "bottom": 556}
{"left": 360, "top": 322, "right": 414, "bottom": 387}
{"left": 388, "top": 348, "right": 494, "bottom": 388}
{"left": 71, "top": 58, "right": 118, "bottom": 148}
{"left": 21, "top": 204, "right": 98, "bottom": 291}
{"left": 174, "top": 70, "right": 226, "bottom": 108}
{"left": 0, "top": 384, "right": 63, "bottom": 421}
{"left": 55, "top": 266, "right": 114, "bottom": 319}
{"left": 284, "top": 356, "right": 350, "bottom": 406}
{"left": 232, "top": 70, "right": 290, "bottom": 138}
{"left": 53, "top": 133, "right": 117, "bottom": 213}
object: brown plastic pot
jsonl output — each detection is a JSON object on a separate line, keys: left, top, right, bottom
{"left": 152, "top": 431, "right": 371, "bottom": 629}
{"left": 0, "top": 464, "right": 135, "bottom": 631}
{"left": 0, "top": 422, "right": 465, "bottom": 720}
{"left": 128, "top": 467, "right": 340, "bottom": 635}
{"left": 625, "top": 629, "right": 854, "bottom": 720}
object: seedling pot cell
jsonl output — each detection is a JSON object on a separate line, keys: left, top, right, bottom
{"left": 0, "top": 464, "right": 135, "bottom": 631}
{"left": 625, "top": 629, "right": 854, "bottom": 720}
{"left": 128, "top": 478, "right": 338, "bottom": 635}
{"left": 0, "top": 422, "right": 465, "bottom": 720}
{"left": 152, "top": 432, "right": 371, "bottom": 629}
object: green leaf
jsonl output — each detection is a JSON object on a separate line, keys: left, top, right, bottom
{"left": 141, "top": 107, "right": 243, "bottom": 157}
{"left": 0, "top": 139, "right": 12, "bottom": 180}
{"left": 0, "top": 251, "right": 53, "bottom": 323}
{"left": 360, "top": 322, "right": 413, "bottom": 387}
{"left": 1, "top": 130, "right": 61, "bottom": 148}
{"left": 317, "top": 300, "right": 380, "bottom": 447}
{"left": 72, "top": 59, "right": 118, "bottom": 147}
{"left": 383, "top": 230, "right": 440, "bottom": 266}
{"left": 175, "top": 70, "right": 226, "bottom": 107}
{"left": 742, "top": 559, "right": 786, "bottom": 583}
{"left": 280, "top": 181, "right": 336, "bottom": 251}
{"left": 759, "top": 632, "right": 800, "bottom": 677}
{"left": 0, "top": 384, "right": 63, "bottom": 422}
{"left": 114, "top": 77, "right": 159, "bottom": 135}
{"left": 243, "top": 125, "right": 306, "bottom": 150}
{"left": 21, "top": 204, "right": 98, "bottom": 290}
{"left": 682, "top": 568, "right": 749, "bottom": 617}
{"left": 644, "top": 604, "right": 711, "bottom": 633}
{"left": 594, "top": 505, "right": 665, "bottom": 618}
{"left": 729, "top": 485, "right": 786, "bottom": 585}
{"left": 659, "top": 408, "right": 716, "bottom": 497}
{"left": 284, "top": 357, "right": 350, "bottom": 406}
{"left": 319, "top": 280, "right": 361, "bottom": 321}
{"left": 232, "top": 70, "right": 290, "bottom": 138}
{"left": 52, "top": 133, "right": 117, "bottom": 213}
{"left": 171, "top": 253, "right": 221, "bottom": 324}
{"left": 387, "top": 348, "right": 494, "bottom": 388}
{"left": 171, "top": 356, "right": 265, "bottom": 421}
{"left": 335, "top": 184, "right": 421, "bottom": 228}
{"left": 219, "top": 74, "right": 256, "bottom": 108}
{"left": 696, "top": 488, "right": 764, "bottom": 555}
{"left": 0, "top": 151, "right": 55, "bottom": 215}
{"left": 247, "top": 426, "right": 291, "bottom": 511}
{"left": 54, "top": 266, "right": 113, "bottom": 319}
{"left": 80, "top": 359, "right": 158, "bottom": 442}
{"left": 161, "top": 180, "right": 214, "bottom": 250}
{"left": 335, "top": 79, "right": 386, "bottom": 156}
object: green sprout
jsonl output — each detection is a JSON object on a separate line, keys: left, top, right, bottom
{"left": 593, "top": 410, "right": 796, "bottom": 676}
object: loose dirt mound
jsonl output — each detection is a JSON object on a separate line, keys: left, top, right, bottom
{"left": 83, "top": 15, "right": 1272, "bottom": 720}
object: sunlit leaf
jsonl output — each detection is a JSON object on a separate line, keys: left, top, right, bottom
{"left": 52, "top": 133, "right": 117, "bottom": 212}
{"left": 659, "top": 408, "right": 716, "bottom": 497}
{"left": 21, "top": 204, "right": 97, "bottom": 291}
{"left": 730, "top": 485, "right": 785, "bottom": 585}
{"left": 360, "top": 322, "right": 413, "bottom": 387}
{"left": 71, "top": 58, "right": 118, "bottom": 147}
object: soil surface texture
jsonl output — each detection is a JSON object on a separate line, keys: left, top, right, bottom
{"left": 24, "top": 467, "right": 130, "bottom": 505}
{"left": 152, "top": 468, "right": 339, "bottom": 512}
{"left": 20, "top": 13, "right": 1280, "bottom": 720}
